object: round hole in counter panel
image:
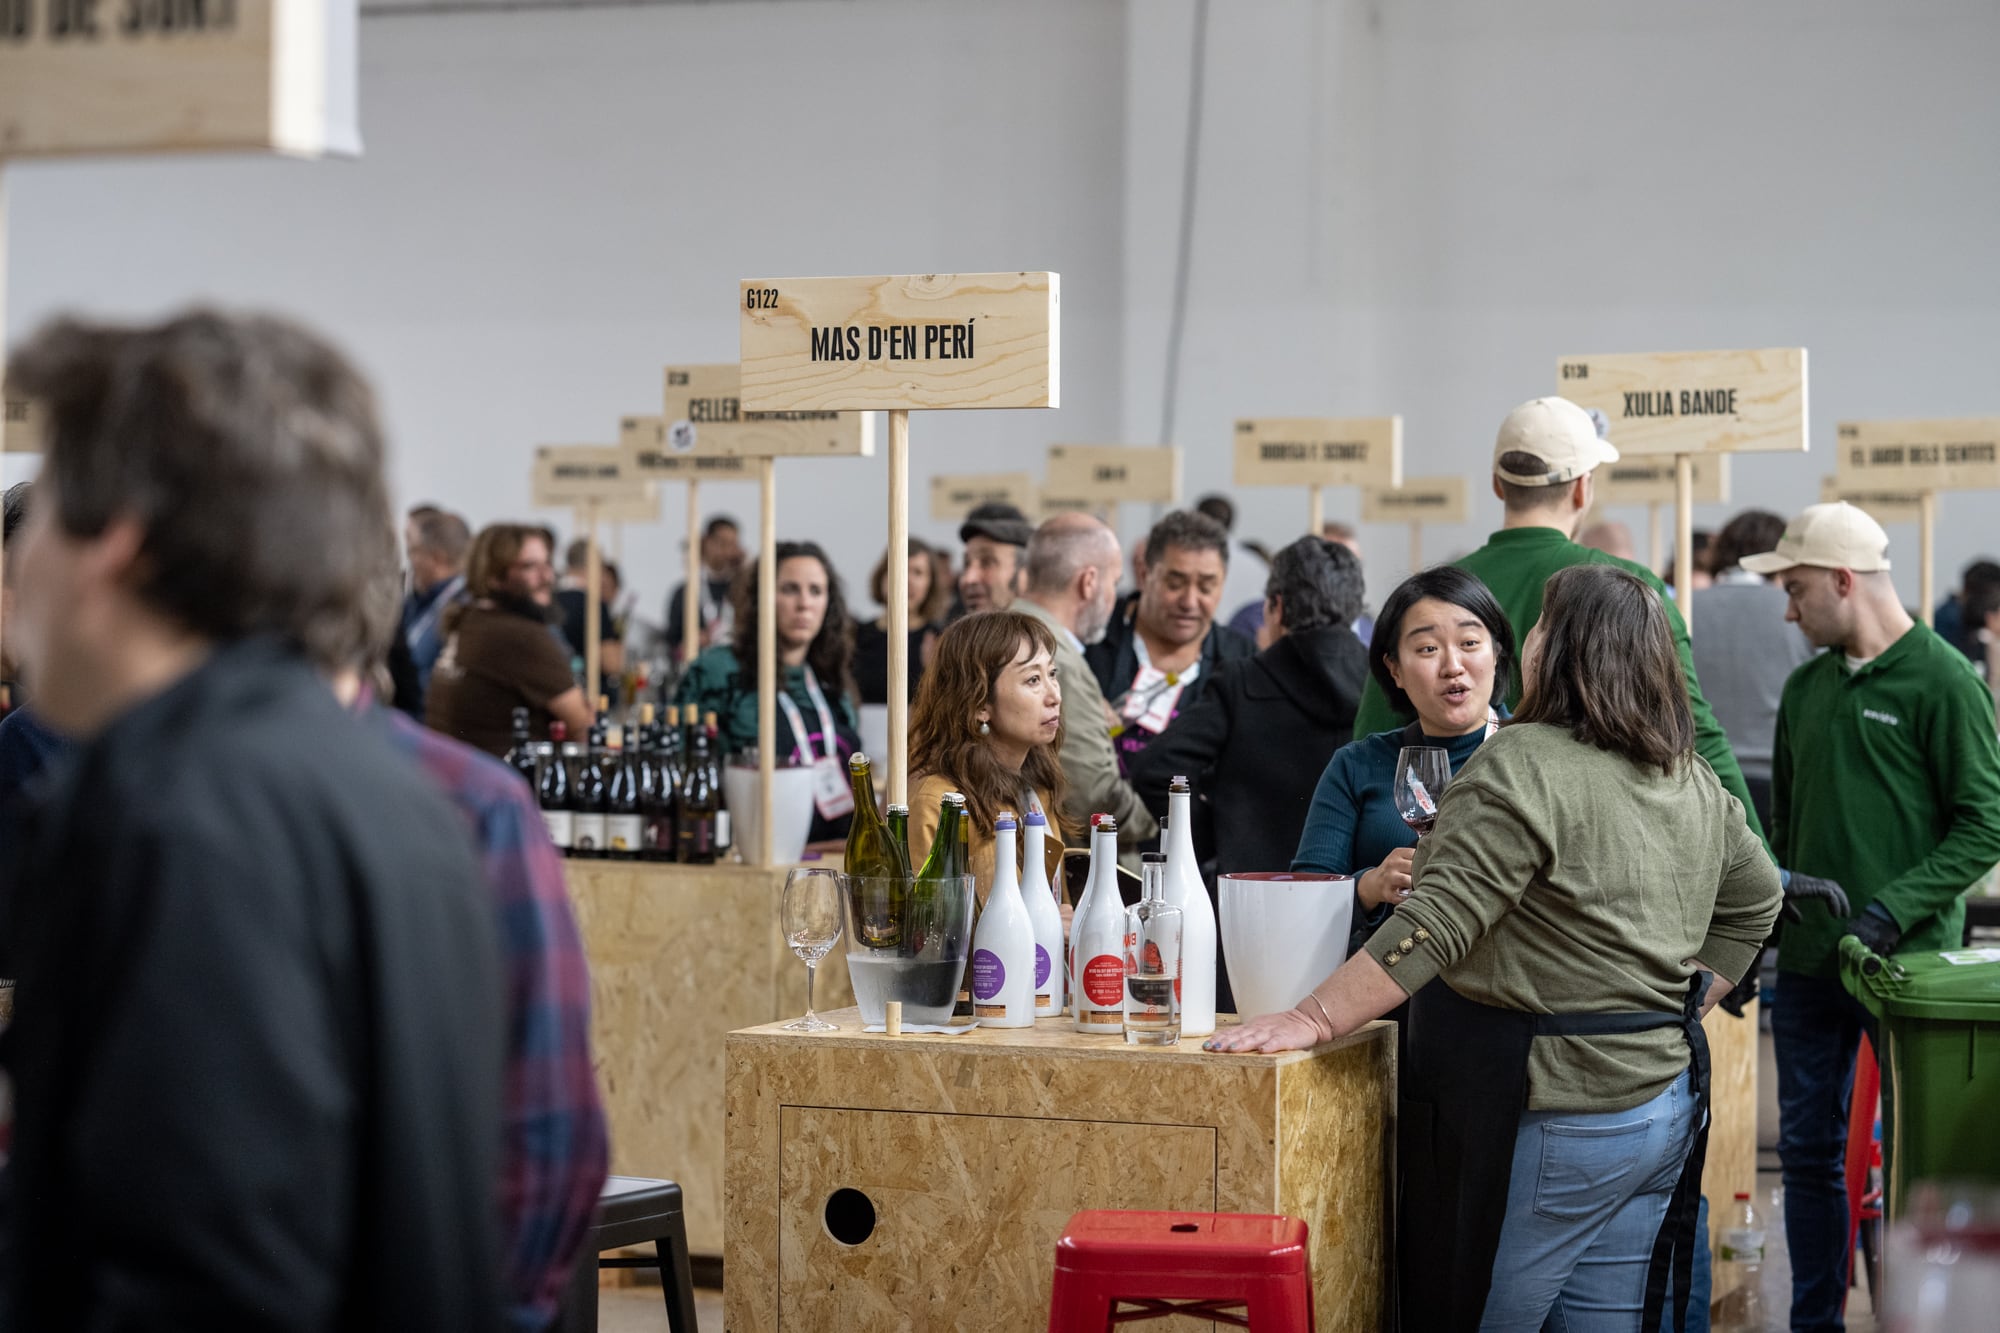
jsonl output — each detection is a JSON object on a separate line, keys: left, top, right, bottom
{"left": 1170, "top": 1223, "right": 1199, "bottom": 1233}
{"left": 824, "top": 1187, "right": 877, "bottom": 1246}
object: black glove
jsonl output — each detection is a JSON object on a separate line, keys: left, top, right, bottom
{"left": 1844, "top": 906, "right": 1902, "bottom": 958}
{"left": 1717, "top": 963, "right": 1761, "bottom": 1019}
{"left": 1782, "top": 871, "right": 1851, "bottom": 924}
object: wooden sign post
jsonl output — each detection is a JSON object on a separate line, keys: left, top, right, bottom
{"left": 1232, "top": 416, "right": 1404, "bottom": 536}
{"left": 1362, "top": 475, "right": 1468, "bottom": 572}
{"left": 1834, "top": 417, "right": 2000, "bottom": 627}
{"left": 1043, "top": 444, "right": 1181, "bottom": 524}
{"left": 532, "top": 444, "right": 650, "bottom": 711}
{"left": 622, "top": 413, "right": 754, "bottom": 663}
{"left": 740, "top": 272, "right": 1058, "bottom": 818}
{"left": 1588, "top": 456, "right": 1732, "bottom": 571}
{"left": 930, "top": 472, "right": 1039, "bottom": 523}
{"left": 639, "top": 361, "right": 872, "bottom": 866}
{"left": 1556, "top": 348, "right": 1808, "bottom": 633}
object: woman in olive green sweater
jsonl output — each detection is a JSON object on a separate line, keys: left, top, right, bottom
{"left": 1210, "top": 565, "right": 1781, "bottom": 1333}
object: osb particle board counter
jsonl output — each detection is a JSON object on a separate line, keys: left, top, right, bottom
{"left": 568, "top": 859, "right": 854, "bottom": 1257}
{"left": 724, "top": 1010, "right": 1395, "bottom": 1331}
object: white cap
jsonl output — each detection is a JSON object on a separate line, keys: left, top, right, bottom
{"left": 1741, "top": 502, "right": 1892, "bottom": 575}
{"left": 1492, "top": 396, "right": 1621, "bottom": 486}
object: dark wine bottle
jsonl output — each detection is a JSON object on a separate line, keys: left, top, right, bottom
{"left": 605, "top": 727, "right": 643, "bottom": 860}
{"left": 705, "top": 711, "right": 732, "bottom": 859}
{"left": 678, "top": 718, "right": 720, "bottom": 865}
{"left": 886, "top": 803, "right": 911, "bottom": 863}
{"left": 571, "top": 730, "right": 607, "bottom": 858}
{"left": 503, "top": 706, "right": 537, "bottom": 791}
{"left": 647, "top": 704, "right": 680, "bottom": 863}
{"left": 539, "top": 720, "right": 575, "bottom": 855}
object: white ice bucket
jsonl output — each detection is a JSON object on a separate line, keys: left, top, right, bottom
{"left": 1218, "top": 872, "right": 1356, "bottom": 1021}
{"left": 723, "top": 761, "right": 817, "bottom": 864}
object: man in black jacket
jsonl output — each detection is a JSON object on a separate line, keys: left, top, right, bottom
{"left": 0, "top": 311, "right": 505, "bottom": 1332}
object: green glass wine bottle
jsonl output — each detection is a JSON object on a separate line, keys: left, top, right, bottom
{"left": 844, "top": 754, "right": 909, "bottom": 947}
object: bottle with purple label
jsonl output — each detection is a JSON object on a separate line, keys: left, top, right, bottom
{"left": 970, "top": 812, "right": 1036, "bottom": 1027}
{"left": 1019, "top": 808, "right": 1066, "bottom": 1017}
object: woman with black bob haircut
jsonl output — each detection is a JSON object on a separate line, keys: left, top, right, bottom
{"left": 1292, "top": 565, "right": 1515, "bottom": 952}
{"left": 1215, "top": 564, "right": 1781, "bottom": 1332}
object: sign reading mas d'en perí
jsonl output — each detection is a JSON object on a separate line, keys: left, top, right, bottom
{"left": 1233, "top": 416, "right": 1403, "bottom": 490}
{"left": 1044, "top": 445, "right": 1181, "bottom": 508}
{"left": 1554, "top": 348, "right": 1807, "bottom": 457}
{"left": 0, "top": 0, "right": 360, "bottom": 158}
{"left": 1834, "top": 418, "right": 2000, "bottom": 493}
{"left": 1361, "top": 476, "right": 1468, "bottom": 525}
{"left": 532, "top": 444, "right": 648, "bottom": 508}
{"left": 618, "top": 417, "right": 753, "bottom": 479}
{"left": 659, "top": 364, "right": 871, "bottom": 458}
{"left": 738, "top": 273, "right": 1058, "bottom": 412}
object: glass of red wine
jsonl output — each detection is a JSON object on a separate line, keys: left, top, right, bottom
{"left": 1394, "top": 746, "right": 1451, "bottom": 837}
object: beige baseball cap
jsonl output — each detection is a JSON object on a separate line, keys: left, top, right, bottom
{"left": 1741, "top": 502, "right": 1892, "bottom": 575}
{"left": 1492, "top": 396, "right": 1621, "bottom": 486}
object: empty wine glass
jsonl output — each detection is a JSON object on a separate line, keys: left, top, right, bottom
{"left": 781, "top": 866, "right": 844, "bottom": 1032}
{"left": 1394, "top": 746, "right": 1450, "bottom": 838}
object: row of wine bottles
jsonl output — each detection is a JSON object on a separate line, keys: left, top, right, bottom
{"left": 505, "top": 702, "right": 731, "bottom": 864}
{"left": 842, "top": 756, "right": 1219, "bottom": 1038}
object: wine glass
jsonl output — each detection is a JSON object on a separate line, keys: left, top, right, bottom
{"left": 1394, "top": 746, "right": 1450, "bottom": 838}
{"left": 781, "top": 867, "right": 844, "bottom": 1032}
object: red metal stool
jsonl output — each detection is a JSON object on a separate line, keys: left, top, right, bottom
{"left": 1843, "top": 1033, "right": 1884, "bottom": 1314}
{"left": 1047, "top": 1210, "right": 1314, "bottom": 1331}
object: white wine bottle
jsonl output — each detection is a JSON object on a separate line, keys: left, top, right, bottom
{"left": 970, "top": 813, "right": 1036, "bottom": 1027}
{"left": 1163, "top": 777, "right": 1218, "bottom": 1035}
{"left": 1070, "top": 815, "right": 1127, "bottom": 1034}
{"left": 1020, "top": 808, "right": 1066, "bottom": 1017}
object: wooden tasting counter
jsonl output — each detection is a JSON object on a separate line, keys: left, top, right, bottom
{"left": 723, "top": 1011, "right": 1396, "bottom": 1332}
{"left": 566, "top": 858, "right": 854, "bottom": 1257}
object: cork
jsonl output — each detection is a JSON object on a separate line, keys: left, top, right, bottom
{"left": 885, "top": 1001, "right": 903, "bottom": 1036}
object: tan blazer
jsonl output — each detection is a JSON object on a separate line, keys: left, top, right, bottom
{"left": 908, "top": 772, "right": 1067, "bottom": 904}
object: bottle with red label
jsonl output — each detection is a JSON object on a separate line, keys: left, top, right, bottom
{"left": 1070, "top": 814, "right": 1128, "bottom": 1033}
{"left": 1124, "top": 852, "right": 1183, "bottom": 1044}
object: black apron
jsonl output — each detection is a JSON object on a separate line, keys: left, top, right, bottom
{"left": 1396, "top": 973, "right": 1712, "bottom": 1333}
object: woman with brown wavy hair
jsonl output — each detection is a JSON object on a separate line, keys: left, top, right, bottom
{"left": 908, "top": 610, "right": 1072, "bottom": 899}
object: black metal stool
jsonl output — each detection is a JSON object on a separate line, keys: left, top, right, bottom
{"left": 556, "top": 1175, "right": 700, "bottom": 1332}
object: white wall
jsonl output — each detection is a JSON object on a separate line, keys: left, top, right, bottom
{"left": 1124, "top": 0, "right": 2000, "bottom": 610}
{"left": 9, "top": 0, "right": 2000, "bottom": 621}
{"left": 3, "top": 0, "right": 1129, "bottom": 623}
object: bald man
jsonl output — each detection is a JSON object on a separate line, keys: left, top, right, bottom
{"left": 1015, "top": 514, "right": 1159, "bottom": 847}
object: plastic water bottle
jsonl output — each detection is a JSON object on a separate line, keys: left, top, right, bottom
{"left": 1714, "top": 1191, "right": 1767, "bottom": 1332}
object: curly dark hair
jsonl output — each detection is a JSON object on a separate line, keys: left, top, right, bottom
{"left": 1264, "top": 536, "right": 1364, "bottom": 633}
{"left": 730, "top": 540, "right": 857, "bottom": 704}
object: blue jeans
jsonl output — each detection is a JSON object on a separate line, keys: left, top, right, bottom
{"left": 1773, "top": 970, "right": 1878, "bottom": 1332}
{"left": 1481, "top": 1070, "right": 1699, "bottom": 1331}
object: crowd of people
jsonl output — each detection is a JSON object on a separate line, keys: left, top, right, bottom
{"left": 1, "top": 310, "right": 1995, "bottom": 1332}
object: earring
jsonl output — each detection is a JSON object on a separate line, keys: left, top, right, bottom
{"left": 979, "top": 720, "right": 991, "bottom": 735}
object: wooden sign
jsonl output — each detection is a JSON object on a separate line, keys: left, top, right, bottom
{"left": 929, "top": 472, "right": 1037, "bottom": 522}
{"left": 1592, "top": 455, "right": 1731, "bottom": 506}
{"left": 580, "top": 485, "right": 662, "bottom": 526}
{"left": 3, "top": 395, "right": 40, "bottom": 453}
{"left": 661, "top": 363, "right": 872, "bottom": 458}
{"left": 1834, "top": 418, "right": 2000, "bottom": 492}
{"left": 1820, "top": 477, "right": 1927, "bottom": 526}
{"left": 1361, "top": 476, "right": 1468, "bottom": 525}
{"left": 738, "top": 272, "right": 1059, "bottom": 411}
{"left": 0, "top": 0, "right": 360, "bottom": 158}
{"left": 1232, "top": 416, "right": 1403, "bottom": 489}
{"left": 1044, "top": 445, "right": 1181, "bottom": 507}
{"left": 619, "top": 416, "right": 753, "bottom": 479}
{"left": 1554, "top": 349, "right": 1808, "bottom": 456}
{"left": 531, "top": 445, "right": 647, "bottom": 507}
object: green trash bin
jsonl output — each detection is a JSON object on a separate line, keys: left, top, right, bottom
{"left": 1840, "top": 936, "right": 2000, "bottom": 1217}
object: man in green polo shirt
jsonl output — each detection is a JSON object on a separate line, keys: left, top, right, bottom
{"left": 1746, "top": 501, "right": 2000, "bottom": 1332}
{"left": 1350, "top": 395, "right": 1766, "bottom": 838}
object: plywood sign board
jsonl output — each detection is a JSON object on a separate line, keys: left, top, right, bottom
{"left": 1834, "top": 418, "right": 2000, "bottom": 492}
{"left": 1554, "top": 349, "right": 1808, "bottom": 456}
{"left": 3, "top": 396, "right": 41, "bottom": 453}
{"left": 738, "top": 272, "right": 1058, "bottom": 412}
{"left": 580, "top": 485, "right": 662, "bottom": 526}
{"left": 1592, "top": 455, "right": 1731, "bottom": 507}
{"left": 1820, "top": 477, "right": 1927, "bottom": 526}
{"left": 1361, "top": 476, "right": 1469, "bottom": 525}
{"left": 1232, "top": 417, "right": 1403, "bottom": 489}
{"left": 619, "top": 416, "right": 754, "bottom": 479}
{"left": 0, "top": 0, "right": 360, "bottom": 158}
{"left": 1045, "top": 445, "right": 1182, "bottom": 507}
{"left": 930, "top": 472, "right": 1038, "bottom": 522}
{"left": 662, "top": 364, "right": 872, "bottom": 458}
{"left": 532, "top": 445, "right": 648, "bottom": 507}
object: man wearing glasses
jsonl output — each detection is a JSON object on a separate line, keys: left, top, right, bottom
{"left": 426, "top": 522, "right": 593, "bottom": 756}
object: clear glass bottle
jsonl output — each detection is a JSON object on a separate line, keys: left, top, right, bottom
{"left": 1123, "top": 852, "right": 1183, "bottom": 1045}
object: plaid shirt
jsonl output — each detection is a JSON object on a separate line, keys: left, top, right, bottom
{"left": 381, "top": 710, "right": 608, "bottom": 1332}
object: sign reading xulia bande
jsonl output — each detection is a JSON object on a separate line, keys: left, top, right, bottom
{"left": 1554, "top": 348, "right": 1808, "bottom": 456}
{"left": 0, "top": 0, "right": 360, "bottom": 158}
{"left": 738, "top": 273, "right": 1058, "bottom": 412}
{"left": 1834, "top": 418, "right": 2000, "bottom": 493}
